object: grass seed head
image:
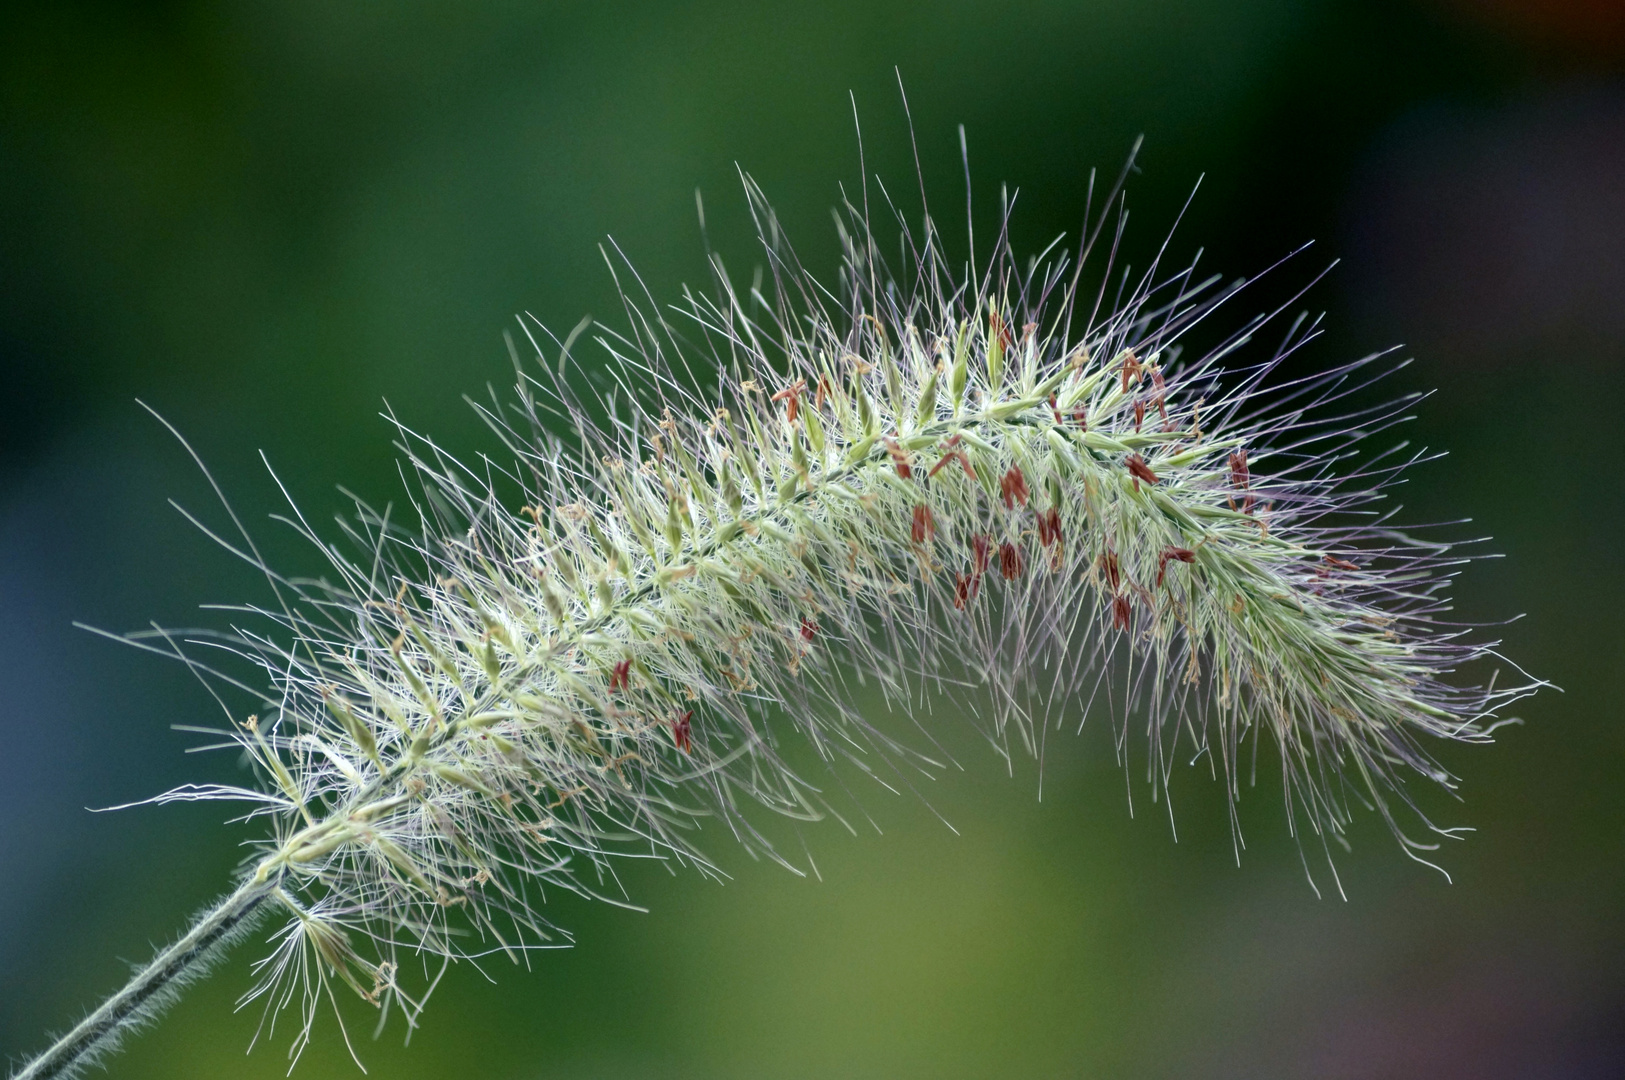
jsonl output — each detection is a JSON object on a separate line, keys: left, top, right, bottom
{"left": 121, "top": 145, "right": 1541, "bottom": 1065}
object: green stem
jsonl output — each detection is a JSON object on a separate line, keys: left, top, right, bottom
{"left": 11, "top": 878, "right": 275, "bottom": 1080}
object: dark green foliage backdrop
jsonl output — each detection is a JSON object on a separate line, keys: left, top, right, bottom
{"left": 2, "top": 2, "right": 1621, "bottom": 1076}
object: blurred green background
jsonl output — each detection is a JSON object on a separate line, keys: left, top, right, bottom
{"left": 3, "top": 1, "right": 1623, "bottom": 1077}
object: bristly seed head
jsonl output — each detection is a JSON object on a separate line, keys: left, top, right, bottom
{"left": 132, "top": 141, "right": 1542, "bottom": 1067}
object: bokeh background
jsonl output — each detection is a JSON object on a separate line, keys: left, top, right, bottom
{"left": 3, "top": 1, "right": 1623, "bottom": 1077}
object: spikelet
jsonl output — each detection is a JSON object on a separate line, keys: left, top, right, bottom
{"left": 17, "top": 150, "right": 1541, "bottom": 1076}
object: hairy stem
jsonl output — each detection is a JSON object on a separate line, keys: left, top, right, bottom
{"left": 11, "top": 879, "right": 275, "bottom": 1080}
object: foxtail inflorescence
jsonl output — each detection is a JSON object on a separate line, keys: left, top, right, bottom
{"left": 12, "top": 137, "right": 1538, "bottom": 1078}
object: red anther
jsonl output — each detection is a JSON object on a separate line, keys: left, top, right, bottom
{"left": 885, "top": 437, "right": 913, "bottom": 480}
{"left": 1049, "top": 393, "right": 1063, "bottom": 424}
{"left": 972, "top": 534, "right": 992, "bottom": 575}
{"left": 999, "top": 466, "right": 1030, "bottom": 509}
{"left": 772, "top": 379, "right": 806, "bottom": 424}
{"left": 999, "top": 541, "right": 1025, "bottom": 580}
{"left": 1228, "top": 449, "right": 1250, "bottom": 491}
{"left": 1072, "top": 404, "right": 1088, "bottom": 430}
{"left": 1125, "top": 454, "right": 1158, "bottom": 486}
{"left": 1036, "top": 507, "right": 1063, "bottom": 547}
{"left": 1112, "top": 594, "right": 1133, "bottom": 631}
{"left": 1098, "top": 550, "right": 1121, "bottom": 592}
{"left": 1323, "top": 555, "right": 1359, "bottom": 572}
{"left": 1120, "top": 349, "right": 1142, "bottom": 392}
{"left": 911, "top": 504, "right": 936, "bottom": 544}
{"left": 672, "top": 710, "right": 693, "bottom": 754}
{"left": 610, "top": 659, "right": 631, "bottom": 694}
{"left": 954, "top": 572, "right": 976, "bottom": 610}
{"left": 928, "top": 437, "right": 974, "bottom": 481}
{"left": 991, "top": 309, "right": 1013, "bottom": 351}
{"left": 1133, "top": 399, "right": 1146, "bottom": 432}
{"left": 1156, "top": 546, "right": 1196, "bottom": 587}
{"left": 799, "top": 615, "right": 818, "bottom": 642}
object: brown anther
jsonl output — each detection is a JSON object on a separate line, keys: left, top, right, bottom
{"left": 1133, "top": 399, "right": 1146, "bottom": 432}
{"left": 999, "top": 540, "right": 1025, "bottom": 580}
{"left": 1098, "top": 550, "right": 1122, "bottom": 592}
{"left": 1323, "top": 555, "right": 1359, "bottom": 572}
{"left": 954, "top": 572, "right": 978, "bottom": 610}
{"left": 1050, "top": 393, "right": 1063, "bottom": 424}
{"left": 814, "top": 373, "right": 831, "bottom": 411}
{"left": 971, "top": 534, "right": 992, "bottom": 575}
{"left": 928, "top": 436, "right": 973, "bottom": 481}
{"left": 884, "top": 437, "right": 913, "bottom": 480}
{"left": 772, "top": 379, "right": 806, "bottom": 424}
{"left": 1156, "top": 546, "right": 1196, "bottom": 587}
{"left": 671, "top": 710, "right": 693, "bottom": 754}
{"left": 1036, "top": 507, "right": 1063, "bottom": 548}
{"left": 991, "top": 309, "right": 1013, "bottom": 351}
{"left": 1228, "top": 449, "right": 1250, "bottom": 491}
{"left": 999, "top": 465, "right": 1030, "bottom": 509}
{"left": 1120, "top": 349, "right": 1142, "bottom": 392}
{"left": 1125, "top": 454, "right": 1158, "bottom": 486}
{"left": 1112, "top": 594, "right": 1133, "bottom": 631}
{"left": 1072, "top": 404, "right": 1088, "bottom": 430}
{"left": 911, "top": 504, "right": 936, "bottom": 544}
